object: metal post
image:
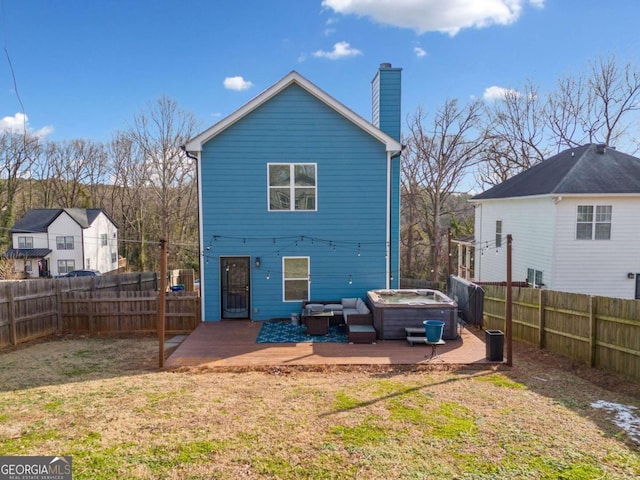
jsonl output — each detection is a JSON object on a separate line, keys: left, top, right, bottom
{"left": 506, "top": 234, "right": 513, "bottom": 366}
{"left": 158, "top": 239, "right": 167, "bottom": 368}
{"left": 447, "top": 227, "right": 453, "bottom": 277}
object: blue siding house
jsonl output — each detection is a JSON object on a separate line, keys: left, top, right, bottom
{"left": 186, "top": 64, "right": 402, "bottom": 321}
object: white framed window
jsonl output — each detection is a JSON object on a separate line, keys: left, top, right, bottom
{"left": 282, "top": 256, "right": 309, "bottom": 302}
{"left": 576, "top": 205, "right": 612, "bottom": 240}
{"left": 18, "top": 236, "right": 33, "bottom": 248}
{"left": 268, "top": 163, "right": 316, "bottom": 211}
{"left": 58, "top": 260, "right": 75, "bottom": 274}
{"left": 100, "top": 233, "right": 108, "bottom": 246}
{"left": 86, "top": 259, "right": 91, "bottom": 269}
{"left": 111, "top": 253, "right": 117, "bottom": 264}
{"left": 527, "top": 268, "right": 543, "bottom": 288}
{"left": 56, "top": 236, "right": 74, "bottom": 250}
{"left": 495, "top": 220, "right": 502, "bottom": 248}
{"left": 25, "top": 260, "right": 32, "bottom": 272}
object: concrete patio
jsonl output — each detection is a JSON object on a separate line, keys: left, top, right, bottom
{"left": 165, "top": 320, "right": 499, "bottom": 368}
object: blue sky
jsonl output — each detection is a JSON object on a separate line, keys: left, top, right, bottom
{"left": 1, "top": 0, "right": 639, "bottom": 142}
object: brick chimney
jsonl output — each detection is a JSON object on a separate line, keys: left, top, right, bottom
{"left": 371, "top": 63, "right": 402, "bottom": 142}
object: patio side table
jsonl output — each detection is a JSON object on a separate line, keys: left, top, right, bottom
{"left": 301, "top": 309, "right": 333, "bottom": 335}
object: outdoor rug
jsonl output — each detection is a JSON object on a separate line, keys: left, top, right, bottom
{"left": 256, "top": 321, "right": 347, "bottom": 343}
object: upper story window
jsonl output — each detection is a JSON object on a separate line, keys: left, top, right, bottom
{"left": 576, "top": 205, "right": 612, "bottom": 240}
{"left": 18, "top": 236, "right": 33, "bottom": 248}
{"left": 495, "top": 220, "right": 502, "bottom": 248}
{"left": 56, "top": 236, "right": 74, "bottom": 250}
{"left": 100, "top": 233, "right": 108, "bottom": 246}
{"left": 268, "top": 164, "right": 316, "bottom": 211}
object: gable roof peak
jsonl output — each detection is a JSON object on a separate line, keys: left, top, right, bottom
{"left": 185, "top": 69, "right": 402, "bottom": 154}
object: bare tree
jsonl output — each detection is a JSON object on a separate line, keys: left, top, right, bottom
{"left": 124, "top": 96, "right": 200, "bottom": 270}
{"left": 402, "top": 100, "right": 484, "bottom": 281}
{"left": 0, "top": 131, "right": 40, "bottom": 246}
{"left": 546, "top": 56, "right": 640, "bottom": 152}
{"left": 478, "top": 81, "right": 549, "bottom": 188}
{"left": 36, "top": 139, "right": 106, "bottom": 208}
{"left": 106, "top": 132, "right": 150, "bottom": 270}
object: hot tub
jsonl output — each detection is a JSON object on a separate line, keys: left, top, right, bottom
{"left": 367, "top": 289, "right": 459, "bottom": 340}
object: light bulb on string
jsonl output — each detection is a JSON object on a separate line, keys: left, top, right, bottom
{"left": 348, "top": 275, "right": 353, "bottom": 285}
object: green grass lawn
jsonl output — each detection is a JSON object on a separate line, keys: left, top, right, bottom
{"left": 0, "top": 336, "right": 638, "bottom": 479}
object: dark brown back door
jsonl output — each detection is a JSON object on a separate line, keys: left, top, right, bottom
{"left": 220, "top": 257, "right": 250, "bottom": 319}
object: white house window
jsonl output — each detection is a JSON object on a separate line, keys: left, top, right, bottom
{"left": 18, "top": 236, "right": 33, "bottom": 248}
{"left": 111, "top": 253, "right": 117, "bottom": 264}
{"left": 25, "top": 260, "right": 32, "bottom": 272}
{"left": 56, "top": 236, "right": 74, "bottom": 250}
{"left": 527, "top": 268, "right": 543, "bottom": 287}
{"left": 283, "top": 257, "right": 309, "bottom": 301}
{"left": 100, "top": 233, "right": 108, "bottom": 246}
{"left": 495, "top": 220, "right": 502, "bottom": 248}
{"left": 268, "top": 163, "right": 316, "bottom": 211}
{"left": 86, "top": 259, "right": 91, "bottom": 269}
{"left": 58, "top": 260, "right": 75, "bottom": 274}
{"left": 576, "top": 205, "right": 612, "bottom": 240}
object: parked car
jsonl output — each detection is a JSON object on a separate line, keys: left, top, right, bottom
{"left": 64, "top": 269, "right": 101, "bottom": 277}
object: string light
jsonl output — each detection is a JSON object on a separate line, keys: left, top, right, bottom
{"left": 266, "top": 270, "right": 270, "bottom": 280}
{"left": 348, "top": 275, "right": 352, "bottom": 285}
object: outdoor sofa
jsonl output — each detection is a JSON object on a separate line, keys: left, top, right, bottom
{"left": 302, "top": 298, "right": 376, "bottom": 343}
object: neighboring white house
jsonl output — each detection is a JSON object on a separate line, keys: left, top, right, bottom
{"left": 470, "top": 143, "right": 640, "bottom": 300}
{"left": 4, "top": 208, "right": 119, "bottom": 277}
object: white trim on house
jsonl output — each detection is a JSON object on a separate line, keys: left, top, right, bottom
{"left": 186, "top": 71, "right": 402, "bottom": 155}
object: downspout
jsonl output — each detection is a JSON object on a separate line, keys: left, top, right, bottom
{"left": 388, "top": 146, "right": 404, "bottom": 289}
{"left": 181, "top": 145, "right": 204, "bottom": 321}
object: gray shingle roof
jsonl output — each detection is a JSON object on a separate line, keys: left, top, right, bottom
{"left": 3, "top": 248, "right": 52, "bottom": 258}
{"left": 10, "top": 208, "right": 109, "bottom": 233}
{"left": 472, "top": 144, "right": 640, "bottom": 200}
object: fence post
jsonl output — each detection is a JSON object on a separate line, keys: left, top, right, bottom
{"left": 538, "top": 288, "right": 546, "bottom": 349}
{"left": 88, "top": 293, "right": 96, "bottom": 334}
{"left": 6, "top": 284, "right": 16, "bottom": 346}
{"left": 55, "top": 280, "right": 63, "bottom": 332}
{"left": 589, "top": 296, "right": 597, "bottom": 367}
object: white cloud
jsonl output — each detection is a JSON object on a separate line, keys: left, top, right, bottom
{"left": 223, "top": 76, "right": 253, "bottom": 91}
{"left": 313, "top": 41, "right": 362, "bottom": 60}
{"left": 0, "top": 112, "right": 53, "bottom": 137}
{"left": 413, "top": 46, "right": 427, "bottom": 58}
{"left": 482, "top": 85, "right": 522, "bottom": 101}
{"left": 322, "top": 0, "right": 545, "bottom": 36}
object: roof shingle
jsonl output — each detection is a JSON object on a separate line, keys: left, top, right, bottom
{"left": 472, "top": 144, "right": 640, "bottom": 200}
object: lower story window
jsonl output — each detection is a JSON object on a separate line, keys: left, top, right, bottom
{"left": 58, "top": 260, "right": 75, "bottom": 274}
{"left": 283, "top": 257, "right": 309, "bottom": 302}
{"left": 111, "top": 253, "right": 117, "bottom": 264}
{"left": 25, "top": 260, "right": 32, "bottom": 272}
{"left": 527, "top": 268, "right": 543, "bottom": 288}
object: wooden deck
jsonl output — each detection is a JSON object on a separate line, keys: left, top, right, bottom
{"left": 165, "top": 321, "right": 498, "bottom": 368}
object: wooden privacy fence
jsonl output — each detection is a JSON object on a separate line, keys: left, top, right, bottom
{"left": 0, "top": 274, "right": 199, "bottom": 349}
{"left": 61, "top": 291, "right": 200, "bottom": 335}
{"left": 483, "top": 285, "right": 640, "bottom": 381}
